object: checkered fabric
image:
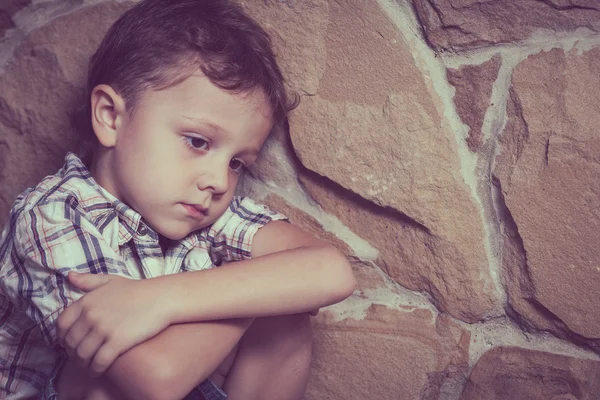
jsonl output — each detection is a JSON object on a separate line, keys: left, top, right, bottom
{"left": 0, "top": 153, "right": 286, "bottom": 399}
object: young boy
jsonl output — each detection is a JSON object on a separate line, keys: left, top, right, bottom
{"left": 0, "top": 0, "right": 356, "bottom": 399}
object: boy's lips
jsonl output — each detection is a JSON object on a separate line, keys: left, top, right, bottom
{"left": 181, "top": 203, "right": 208, "bottom": 218}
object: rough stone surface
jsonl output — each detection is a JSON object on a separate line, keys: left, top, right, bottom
{"left": 0, "top": 1, "right": 132, "bottom": 230}
{"left": 240, "top": 0, "right": 328, "bottom": 98}
{"left": 495, "top": 47, "right": 600, "bottom": 342}
{"left": 413, "top": 0, "right": 600, "bottom": 52}
{"left": 244, "top": 128, "right": 302, "bottom": 190}
{"left": 299, "top": 170, "right": 495, "bottom": 322}
{"left": 260, "top": 194, "right": 402, "bottom": 293}
{"left": 262, "top": 193, "right": 352, "bottom": 255}
{"left": 460, "top": 346, "right": 600, "bottom": 400}
{"left": 305, "top": 304, "right": 470, "bottom": 400}
{"left": 244, "top": 0, "right": 497, "bottom": 322}
{"left": 350, "top": 260, "right": 391, "bottom": 292}
{"left": 0, "top": 0, "right": 30, "bottom": 38}
{"left": 3, "top": 1, "right": 600, "bottom": 397}
{"left": 495, "top": 88, "right": 558, "bottom": 335}
{"left": 447, "top": 54, "right": 502, "bottom": 152}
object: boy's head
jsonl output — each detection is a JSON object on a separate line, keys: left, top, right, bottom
{"left": 76, "top": 0, "right": 296, "bottom": 240}
{"left": 76, "top": 0, "right": 294, "bottom": 150}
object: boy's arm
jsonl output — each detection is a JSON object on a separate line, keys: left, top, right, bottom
{"left": 102, "top": 319, "right": 253, "bottom": 400}
{"left": 59, "top": 220, "right": 355, "bottom": 397}
{"left": 169, "top": 221, "right": 354, "bottom": 321}
{"left": 6, "top": 202, "right": 137, "bottom": 347}
{"left": 5, "top": 202, "right": 167, "bottom": 399}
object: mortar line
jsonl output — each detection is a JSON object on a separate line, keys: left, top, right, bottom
{"left": 377, "top": 0, "right": 505, "bottom": 313}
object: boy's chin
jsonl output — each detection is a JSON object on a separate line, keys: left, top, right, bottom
{"left": 160, "top": 228, "right": 193, "bottom": 241}
{"left": 156, "top": 221, "right": 210, "bottom": 241}
{"left": 147, "top": 221, "right": 188, "bottom": 241}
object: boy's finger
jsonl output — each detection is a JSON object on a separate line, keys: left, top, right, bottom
{"left": 68, "top": 272, "right": 113, "bottom": 292}
{"left": 90, "top": 343, "right": 121, "bottom": 377}
{"left": 75, "top": 330, "right": 106, "bottom": 368}
{"left": 56, "top": 303, "right": 82, "bottom": 346}
{"left": 64, "top": 318, "right": 93, "bottom": 355}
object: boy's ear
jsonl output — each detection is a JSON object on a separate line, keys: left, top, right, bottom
{"left": 90, "top": 84, "right": 127, "bottom": 148}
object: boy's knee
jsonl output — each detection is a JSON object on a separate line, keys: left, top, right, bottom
{"left": 210, "top": 343, "right": 241, "bottom": 389}
{"left": 278, "top": 313, "right": 313, "bottom": 340}
{"left": 247, "top": 313, "right": 313, "bottom": 352}
{"left": 263, "top": 314, "right": 313, "bottom": 371}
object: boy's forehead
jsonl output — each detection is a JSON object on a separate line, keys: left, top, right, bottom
{"left": 162, "top": 72, "right": 273, "bottom": 117}
{"left": 129, "top": 72, "right": 274, "bottom": 152}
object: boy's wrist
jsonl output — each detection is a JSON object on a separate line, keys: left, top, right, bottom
{"left": 149, "top": 273, "right": 215, "bottom": 325}
{"left": 142, "top": 277, "right": 179, "bottom": 326}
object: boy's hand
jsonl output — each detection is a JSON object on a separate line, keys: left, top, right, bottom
{"left": 56, "top": 273, "right": 171, "bottom": 376}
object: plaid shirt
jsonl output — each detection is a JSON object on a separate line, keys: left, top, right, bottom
{"left": 0, "top": 153, "right": 285, "bottom": 399}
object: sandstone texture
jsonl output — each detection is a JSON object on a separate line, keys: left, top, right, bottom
{"left": 0, "top": 1, "right": 132, "bottom": 229}
{"left": 495, "top": 47, "right": 600, "bottom": 343}
{"left": 413, "top": 0, "right": 600, "bottom": 52}
{"left": 447, "top": 54, "right": 501, "bottom": 152}
{"left": 262, "top": 193, "right": 352, "bottom": 255}
{"left": 460, "top": 347, "right": 600, "bottom": 400}
{"left": 0, "top": 0, "right": 30, "bottom": 38}
{"left": 306, "top": 304, "right": 470, "bottom": 400}
{"left": 299, "top": 171, "right": 495, "bottom": 322}
{"left": 244, "top": 0, "right": 497, "bottom": 322}
{"left": 2, "top": 0, "right": 600, "bottom": 398}
{"left": 260, "top": 194, "right": 415, "bottom": 293}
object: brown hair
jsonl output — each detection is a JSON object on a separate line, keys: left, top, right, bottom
{"left": 74, "top": 0, "right": 297, "bottom": 156}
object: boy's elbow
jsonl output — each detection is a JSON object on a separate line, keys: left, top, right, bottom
{"left": 323, "top": 245, "right": 356, "bottom": 302}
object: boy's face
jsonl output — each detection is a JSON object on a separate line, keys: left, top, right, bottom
{"left": 99, "top": 73, "right": 273, "bottom": 240}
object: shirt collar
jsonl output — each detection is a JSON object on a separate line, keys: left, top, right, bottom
{"left": 64, "top": 152, "right": 146, "bottom": 246}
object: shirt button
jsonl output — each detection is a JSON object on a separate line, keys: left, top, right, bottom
{"left": 138, "top": 224, "right": 147, "bottom": 236}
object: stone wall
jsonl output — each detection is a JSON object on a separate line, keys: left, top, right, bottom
{"left": 1, "top": 0, "right": 599, "bottom": 399}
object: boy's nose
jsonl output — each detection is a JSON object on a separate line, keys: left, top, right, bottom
{"left": 197, "top": 165, "right": 229, "bottom": 195}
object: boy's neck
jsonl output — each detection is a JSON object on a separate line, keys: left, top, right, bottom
{"left": 90, "top": 148, "right": 121, "bottom": 201}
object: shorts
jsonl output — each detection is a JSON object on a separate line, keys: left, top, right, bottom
{"left": 41, "top": 355, "right": 227, "bottom": 400}
{"left": 185, "top": 380, "right": 228, "bottom": 400}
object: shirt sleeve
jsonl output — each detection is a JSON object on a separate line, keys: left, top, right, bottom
{"left": 4, "top": 197, "right": 132, "bottom": 345}
{"left": 207, "top": 196, "right": 287, "bottom": 266}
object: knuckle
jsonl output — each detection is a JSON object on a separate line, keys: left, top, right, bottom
{"left": 92, "top": 348, "right": 116, "bottom": 374}
{"left": 94, "top": 323, "right": 110, "bottom": 339}
{"left": 81, "top": 309, "right": 95, "bottom": 323}
{"left": 90, "top": 363, "right": 105, "bottom": 376}
{"left": 90, "top": 360, "right": 106, "bottom": 375}
{"left": 64, "top": 333, "right": 77, "bottom": 348}
{"left": 56, "top": 315, "right": 68, "bottom": 335}
{"left": 75, "top": 345, "right": 89, "bottom": 361}
{"left": 100, "top": 346, "right": 117, "bottom": 363}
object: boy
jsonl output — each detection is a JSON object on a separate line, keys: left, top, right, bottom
{"left": 0, "top": 0, "right": 356, "bottom": 399}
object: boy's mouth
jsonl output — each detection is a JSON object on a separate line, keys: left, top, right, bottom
{"left": 181, "top": 203, "right": 208, "bottom": 218}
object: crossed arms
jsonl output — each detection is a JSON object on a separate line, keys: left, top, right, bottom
{"left": 52, "top": 220, "right": 356, "bottom": 399}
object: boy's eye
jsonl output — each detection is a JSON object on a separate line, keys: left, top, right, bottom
{"left": 183, "top": 136, "right": 209, "bottom": 151}
{"left": 229, "top": 159, "right": 245, "bottom": 173}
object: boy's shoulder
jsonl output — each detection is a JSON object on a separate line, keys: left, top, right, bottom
{"left": 6, "top": 153, "right": 116, "bottom": 237}
{"left": 210, "top": 196, "right": 287, "bottom": 236}
{"left": 201, "top": 196, "right": 288, "bottom": 265}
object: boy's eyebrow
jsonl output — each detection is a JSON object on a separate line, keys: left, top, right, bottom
{"left": 182, "top": 116, "right": 224, "bottom": 134}
{"left": 238, "top": 147, "right": 261, "bottom": 158}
